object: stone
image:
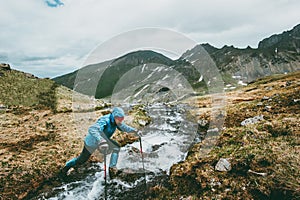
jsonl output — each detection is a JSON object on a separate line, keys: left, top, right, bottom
{"left": 256, "top": 102, "right": 263, "bottom": 106}
{"left": 138, "top": 119, "right": 148, "bottom": 126}
{"left": 241, "top": 115, "right": 264, "bottom": 126}
{"left": 262, "top": 96, "right": 270, "bottom": 101}
{"left": 0, "top": 63, "right": 10, "bottom": 70}
{"left": 0, "top": 104, "right": 6, "bottom": 109}
{"left": 215, "top": 158, "right": 231, "bottom": 172}
{"left": 197, "top": 119, "right": 208, "bottom": 127}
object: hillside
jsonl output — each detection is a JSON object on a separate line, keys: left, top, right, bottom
{"left": 0, "top": 64, "right": 58, "bottom": 111}
{"left": 0, "top": 65, "right": 149, "bottom": 199}
{"left": 0, "top": 63, "right": 299, "bottom": 199}
{"left": 147, "top": 71, "right": 300, "bottom": 199}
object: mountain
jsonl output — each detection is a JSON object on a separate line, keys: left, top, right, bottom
{"left": 53, "top": 24, "right": 300, "bottom": 98}
{"left": 53, "top": 50, "right": 177, "bottom": 98}
{"left": 187, "top": 24, "right": 300, "bottom": 83}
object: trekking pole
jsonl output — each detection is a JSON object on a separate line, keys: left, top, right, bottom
{"left": 139, "top": 136, "right": 147, "bottom": 196}
{"left": 98, "top": 144, "right": 108, "bottom": 200}
{"left": 103, "top": 151, "right": 107, "bottom": 200}
{"left": 139, "top": 136, "right": 145, "bottom": 173}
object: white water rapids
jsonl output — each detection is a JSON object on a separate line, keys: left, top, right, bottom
{"left": 35, "top": 103, "right": 198, "bottom": 200}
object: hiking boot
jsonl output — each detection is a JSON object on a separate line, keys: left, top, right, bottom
{"left": 60, "top": 164, "right": 74, "bottom": 176}
{"left": 58, "top": 167, "right": 69, "bottom": 181}
{"left": 109, "top": 167, "right": 118, "bottom": 178}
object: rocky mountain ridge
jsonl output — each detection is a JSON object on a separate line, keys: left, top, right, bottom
{"left": 53, "top": 24, "right": 300, "bottom": 98}
{"left": 196, "top": 24, "right": 300, "bottom": 83}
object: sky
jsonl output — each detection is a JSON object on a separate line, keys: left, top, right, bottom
{"left": 0, "top": 0, "right": 299, "bottom": 78}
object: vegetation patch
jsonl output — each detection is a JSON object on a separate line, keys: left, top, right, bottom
{"left": 145, "top": 71, "right": 300, "bottom": 199}
{"left": 0, "top": 69, "right": 58, "bottom": 112}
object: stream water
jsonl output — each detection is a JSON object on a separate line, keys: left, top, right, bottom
{"left": 30, "top": 103, "right": 198, "bottom": 200}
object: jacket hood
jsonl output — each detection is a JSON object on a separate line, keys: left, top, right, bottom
{"left": 112, "top": 107, "right": 125, "bottom": 118}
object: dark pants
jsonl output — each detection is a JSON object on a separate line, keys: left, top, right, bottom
{"left": 76, "top": 145, "right": 92, "bottom": 165}
{"left": 63, "top": 145, "right": 92, "bottom": 172}
{"left": 63, "top": 139, "right": 120, "bottom": 172}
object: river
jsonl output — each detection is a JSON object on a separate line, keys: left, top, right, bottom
{"left": 30, "top": 103, "right": 197, "bottom": 200}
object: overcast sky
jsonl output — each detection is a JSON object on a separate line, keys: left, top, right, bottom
{"left": 1, "top": 0, "right": 299, "bottom": 78}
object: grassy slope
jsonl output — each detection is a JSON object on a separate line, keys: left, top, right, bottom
{"left": 0, "top": 70, "right": 58, "bottom": 111}
{"left": 0, "top": 69, "right": 299, "bottom": 199}
{"left": 147, "top": 71, "right": 300, "bottom": 199}
{"left": 0, "top": 70, "right": 81, "bottom": 199}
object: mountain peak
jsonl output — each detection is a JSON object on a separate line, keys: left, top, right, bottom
{"left": 258, "top": 23, "right": 300, "bottom": 49}
{"left": 111, "top": 50, "right": 174, "bottom": 66}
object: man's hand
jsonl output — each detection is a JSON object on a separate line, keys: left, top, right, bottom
{"left": 136, "top": 130, "right": 142, "bottom": 138}
{"left": 98, "top": 142, "right": 109, "bottom": 154}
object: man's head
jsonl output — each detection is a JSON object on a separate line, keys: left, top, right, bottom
{"left": 112, "top": 107, "right": 125, "bottom": 125}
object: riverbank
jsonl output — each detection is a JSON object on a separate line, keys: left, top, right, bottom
{"left": 146, "top": 71, "right": 300, "bottom": 199}
{"left": 1, "top": 71, "right": 299, "bottom": 199}
{"left": 0, "top": 99, "right": 149, "bottom": 200}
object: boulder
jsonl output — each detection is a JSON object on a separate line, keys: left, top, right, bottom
{"left": 0, "top": 63, "right": 11, "bottom": 70}
{"left": 24, "top": 72, "right": 37, "bottom": 79}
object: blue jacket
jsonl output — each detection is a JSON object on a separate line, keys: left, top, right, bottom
{"left": 84, "top": 113, "right": 136, "bottom": 148}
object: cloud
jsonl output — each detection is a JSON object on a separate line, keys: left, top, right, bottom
{"left": 0, "top": 0, "right": 299, "bottom": 78}
{"left": 11, "top": 53, "right": 82, "bottom": 78}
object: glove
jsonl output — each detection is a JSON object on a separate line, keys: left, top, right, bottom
{"left": 136, "top": 130, "right": 142, "bottom": 138}
{"left": 98, "top": 142, "right": 109, "bottom": 154}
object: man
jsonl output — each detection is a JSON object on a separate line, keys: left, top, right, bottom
{"left": 61, "top": 107, "right": 139, "bottom": 177}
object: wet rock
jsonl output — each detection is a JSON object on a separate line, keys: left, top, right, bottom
{"left": 215, "top": 158, "right": 231, "bottom": 172}
{"left": 152, "top": 142, "right": 167, "bottom": 151}
{"left": 197, "top": 119, "right": 208, "bottom": 127}
{"left": 138, "top": 119, "right": 148, "bottom": 126}
{"left": 111, "top": 168, "right": 154, "bottom": 183}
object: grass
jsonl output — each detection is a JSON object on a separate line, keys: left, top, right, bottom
{"left": 0, "top": 68, "right": 299, "bottom": 199}
{"left": 145, "top": 71, "right": 300, "bottom": 199}
{"left": 0, "top": 69, "right": 58, "bottom": 112}
{"left": 0, "top": 72, "right": 151, "bottom": 199}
